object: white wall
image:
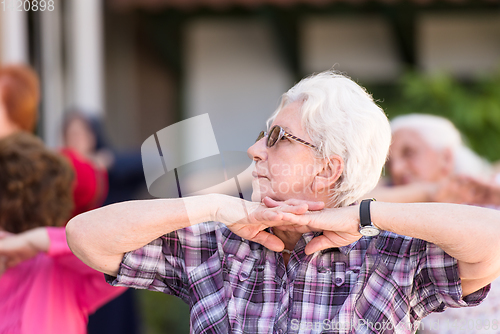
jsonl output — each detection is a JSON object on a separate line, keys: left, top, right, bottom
{"left": 40, "top": 8, "right": 64, "bottom": 147}
{"left": 184, "top": 18, "right": 293, "bottom": 154}
{"left": 419, "top": 13, "right": 500, "bottom": 77}
{"left": 0, "top": 10, "right": 3, "bottom": 64}
{"left": 66, "top": 0, "right": 104, "bottom": 116}
{"left": 0, "top": 9, "right": 28, "bottom": 64}
{"left": 301, "top": 15, "right": 401, "bottom": 83}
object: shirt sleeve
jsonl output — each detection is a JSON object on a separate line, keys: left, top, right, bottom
{"left": 411, "top": 240, "right": 490, "bottom": 318}
{"left": 47, "top": 227, "right": 126, "bottom": 313}
{"left": 106, "top": 222, "right": 219, "bottom": 304}
{"left": 46, "top": 227, "right": 72, "bottom": 256}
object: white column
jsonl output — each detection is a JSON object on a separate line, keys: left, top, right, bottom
{"left": 40, "top": 6, "right": 64, "bottom": 147}
{"left": 0, "top": 8, "right": 29, "bottom": 64}
{"left": 67, "top": 0, "right": 104, "bottom": 116}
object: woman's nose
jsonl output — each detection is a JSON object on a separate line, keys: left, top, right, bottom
{"left": 247, "top": 137, "right": 267, "bottom": 161}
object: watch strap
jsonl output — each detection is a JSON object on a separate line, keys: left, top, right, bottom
{"left": 360, "top": 198, "right": 375, "bottom": 228}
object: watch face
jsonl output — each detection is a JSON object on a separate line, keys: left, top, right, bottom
{"left": 360, "top": 226, "right": 380, "bottom": 237}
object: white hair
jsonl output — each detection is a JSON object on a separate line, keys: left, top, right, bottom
{"left": 390, "top": 113, "right": 491, "bottom": 178}
{"left": 391, "top": 114, "right": 462, "bottom": 152}
{"left": 267, "top": 71, "right": 392, "bottom": 207}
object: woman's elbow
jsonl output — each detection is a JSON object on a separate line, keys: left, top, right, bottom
{"left": 66, "top": 214, "right": 91, "bottom": 261}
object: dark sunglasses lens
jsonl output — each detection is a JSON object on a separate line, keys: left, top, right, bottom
{"left": 255, "top": 131, "right": 265, "bottom": 143}
{"left": 268, "top": 126, "right": 281, "bottom": 147}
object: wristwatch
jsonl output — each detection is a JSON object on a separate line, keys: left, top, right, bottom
{"left": 359, "top": 198, "right": 380, "bottom": 237}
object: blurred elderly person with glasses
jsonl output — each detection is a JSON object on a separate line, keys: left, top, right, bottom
{"left": 369, "top": 113, "right": 499, "bottom": 206}
{"left": 367, "top": 114, "right": 500, "bottom": 334}
{"left": 67, "top": 71, "right": 500, "bottom": 334}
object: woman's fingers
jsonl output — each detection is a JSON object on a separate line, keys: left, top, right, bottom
{"left": 263, "top": 197, "right": 325, "bottom": 212}
{"left": 304, "top": 235, "right": 334, "bottom": 254}
{"left": 250, "top": 208, "right": 282, "bottom": 223}
{"left": 262, "top": 197, "right": 281, "bottom": 208}
{"left": 288, "top": 199, "right": 324, "bottom": 211}
{"left": 273, "top": 224, "right": 320, "bottom": 233}
{"left": 250, "top": 231, "right": 285, "bottom": 252}
{"left": 262, "top": 198, "right": 307, "bottom": 215}
{"left": 305, "top": 231, "right": 360, "bottom": 255}
{"left": 280, "top": 212, "right": 311, "bottom": 225}
{"left": 305, "top": 234, "right": 346, "bottom": 254}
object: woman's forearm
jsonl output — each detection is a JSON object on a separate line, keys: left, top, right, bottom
{"left": 66, "top": 194, "right": 220, "bottom": 276}
{"left": 371, "top": 202, "right": 500, "bottom": 284}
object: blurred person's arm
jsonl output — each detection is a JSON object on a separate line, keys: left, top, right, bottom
{"left": 0, "top": 227, "right": 127, "bottom": 310}
{"left": 366, "top": 177, "right": 486, "bottom": 204}
{"left": 365, "top": 182, "right": 437, "bottom": 203}
{"left": 0, "top": 228, "right": 50, "bottom": 274}
{"left": 457, "top": 175, "right": 500, "bottom": 207}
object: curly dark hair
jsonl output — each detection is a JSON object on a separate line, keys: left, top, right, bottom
{"left": 0, "top": 132, "right": 74, "bottom": 233}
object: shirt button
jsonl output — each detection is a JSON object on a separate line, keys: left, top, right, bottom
{"left": 239, "top": 272, "right": 249, "bottom": 281}
{"left": 335, "top": 277, "right": 343, "bottom": 285}
{"left": 276, "top": 329, "right": 283, "bottom": 334}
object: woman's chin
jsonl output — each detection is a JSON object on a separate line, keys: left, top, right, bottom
{"left": 250, "top": 183, "right": 273, "bottom": 202}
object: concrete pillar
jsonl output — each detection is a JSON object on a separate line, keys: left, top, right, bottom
{"left": 40, "top": 6, "right": 64, "bottom": 147}
{"left": 66, "top": 0, "right": 104, "bottom": 116}
{"left": 0, "top": 8, "right": 29, "bottom": 64}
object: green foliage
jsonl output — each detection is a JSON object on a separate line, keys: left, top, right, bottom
{"left": 137, "top": 289, "right": 190, "bottom": 334}
{"left": 381, "top": 70, "right": 500, "bottom": 162}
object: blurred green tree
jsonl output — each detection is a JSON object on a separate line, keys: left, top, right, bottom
{"left": 380, "top": 70, "right": 500, "bottom": 162}
{"left": 138, "top": 290, "right": 190, "bottom": 334}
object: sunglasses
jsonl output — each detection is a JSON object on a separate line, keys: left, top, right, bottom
{"left": 255, "top": 125, "right": 317, "bottom": 149}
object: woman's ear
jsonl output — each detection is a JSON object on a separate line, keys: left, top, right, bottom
{"left": 312, "top": 155, "right": 344, "bottom": 194}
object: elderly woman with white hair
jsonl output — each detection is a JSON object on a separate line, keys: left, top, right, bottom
{"left": 370, "top": 113, "right": 499, "bottom": 206}
{"left": 67, "top": 71, "right": 500, "bottom": 334}
{"left": 367, "top": 114, "right": 500, "bottom": 333}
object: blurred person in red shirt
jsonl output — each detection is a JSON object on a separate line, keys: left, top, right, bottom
{"left": 0, "top": 64, "right": 108, "bottom": 217}
{"left": 61, "top": 111, "right": 109, "bottom": 217}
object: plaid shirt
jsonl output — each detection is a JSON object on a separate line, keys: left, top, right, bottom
{"left": 107, "top": 222, "right": 489, "bottom": 334}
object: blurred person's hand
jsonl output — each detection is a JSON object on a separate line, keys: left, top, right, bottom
{"left": 455, "top": 175, "right": 500, "bottom": 206}
{"left": 431, "top": 177, "right": 464, "bottom": 203}
{"left": 0, "top": 228, "right": 49, "bottom": 276}
{"left": 93, "top": 148, "right": 115, "bottom": 170}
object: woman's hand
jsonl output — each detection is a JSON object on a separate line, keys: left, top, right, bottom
{"left": 215, "top": 196, "right": 325, "bottom": 252}
{"left": 268, "top": 202, "right": 362, "bottom": 254}
{"left": 0, "top": 227, "right": 49, "bottom": 276}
